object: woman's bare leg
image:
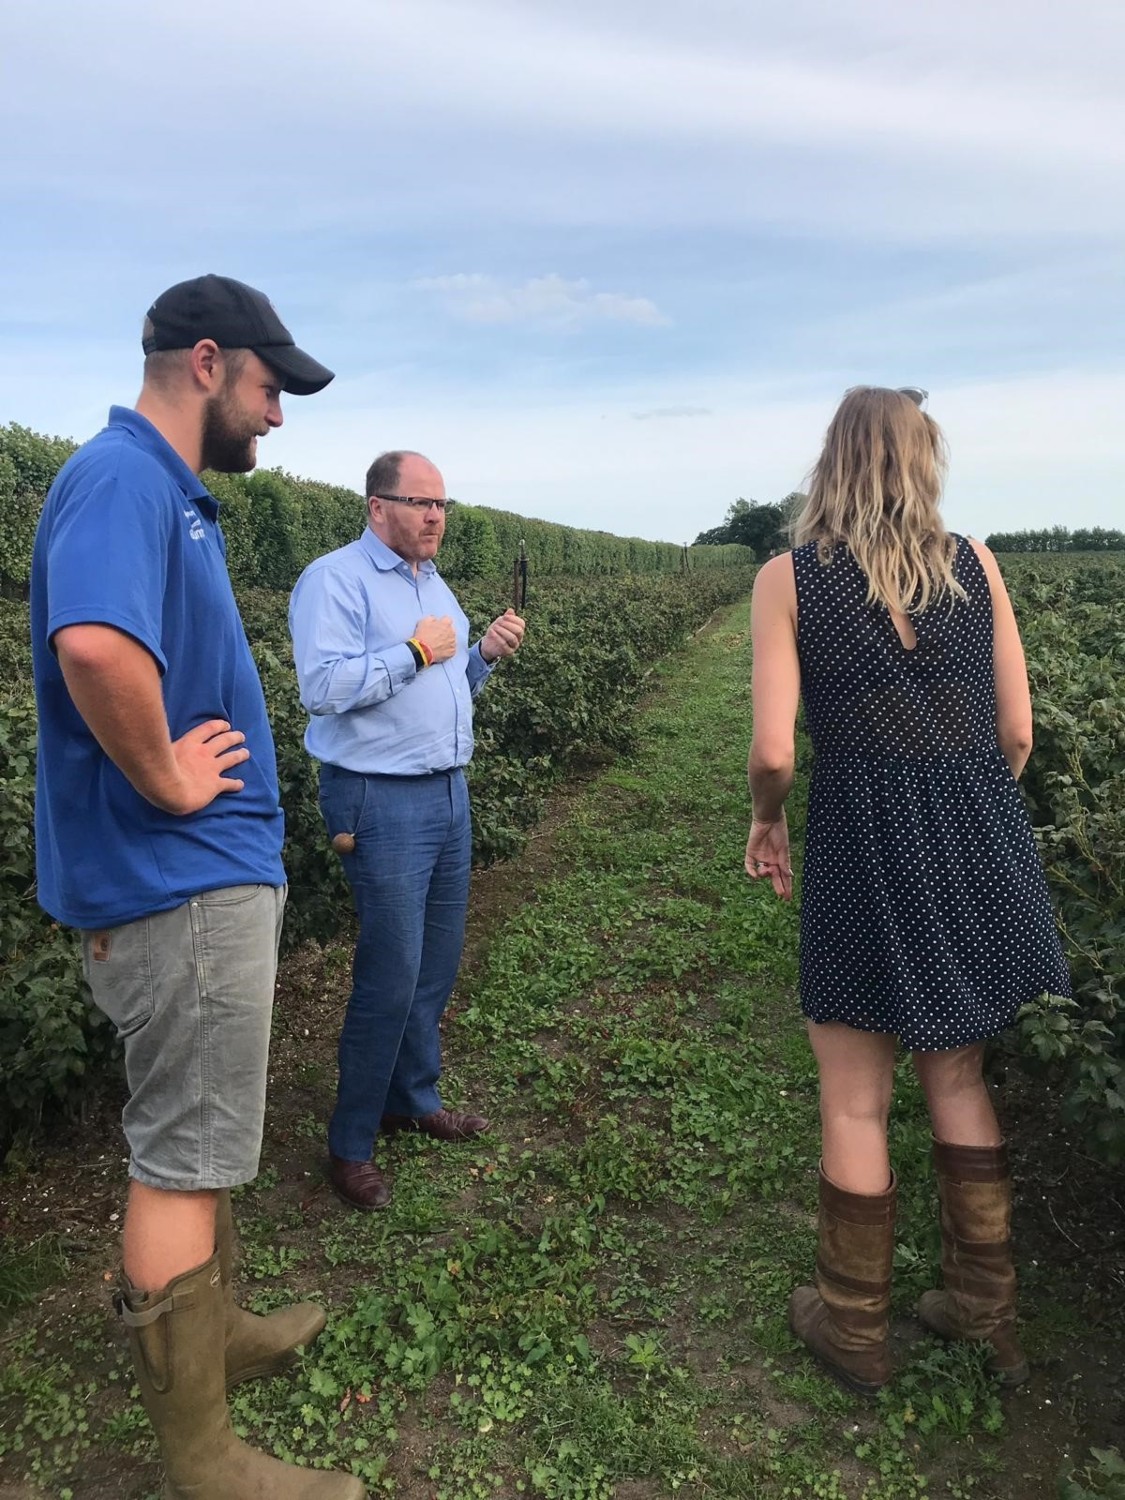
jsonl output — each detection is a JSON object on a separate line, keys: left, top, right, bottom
{"left": 807, "top": 1020, "right": 897, "bottom": 1193}
{"left": 912, "top": 1043, "right": 1001, "bottom": 1147}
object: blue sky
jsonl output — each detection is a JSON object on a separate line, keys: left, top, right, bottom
{"left": 2, "top": 0, "right": 1122, "bottom": 543}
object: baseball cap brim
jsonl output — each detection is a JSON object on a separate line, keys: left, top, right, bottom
{"left": 255, "top": 343, "right": 335, "bottom": 397}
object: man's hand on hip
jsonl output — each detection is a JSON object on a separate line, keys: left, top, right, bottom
{"left": 480, "top": 610, "right": 526, "bottom": 663}
{"left": 160, "top": 721, "right": 250, "bottom": 814}
{"left": 414, "top": 615, "right": 457, "bottom": 663}
{"left": 56, "top": 624, "right": 249, "bottom": 815}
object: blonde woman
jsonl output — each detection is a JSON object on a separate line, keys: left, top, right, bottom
{"left": 745, "top": 387, "right": 1068, "bottom": 1395}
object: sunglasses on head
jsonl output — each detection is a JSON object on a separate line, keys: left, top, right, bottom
{"left": 897, "top": 387, "right": 929, "bottom": 408}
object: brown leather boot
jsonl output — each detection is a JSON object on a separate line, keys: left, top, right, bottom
{"left": 788, "top": 1165, "right": 896, "bottom": 1396}
{"left": 118, "top": 1253, "right": 366, "bottom": 1498}
{"left": 917, "top": 1139, "right": 1029, "bottom": 1386}
{"left": 215, "top": 1190, "right": 327, "bottom": 1388}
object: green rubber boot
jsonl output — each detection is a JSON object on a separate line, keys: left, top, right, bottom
{"left": 215, "top": 1190, "right": 327, "bottom": 1388}
{"left": 118, "top": 1253, "right": 366, "bottom": 1499}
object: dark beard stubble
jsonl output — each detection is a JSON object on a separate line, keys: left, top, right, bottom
{"left": 200, "top": 388, "right": 261, "bottom": 474}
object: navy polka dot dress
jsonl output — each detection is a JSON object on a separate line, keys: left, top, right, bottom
{"left": 793, "top": 535, "right": 1070, "bottom": 1050}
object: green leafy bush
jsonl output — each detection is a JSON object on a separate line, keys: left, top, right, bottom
{"left": 0, "top": 425, "right": 76, "bottom": 594}
{"left": 0, "top": 568, "right": 754, "bottom": 1146}
{"left": 1000, "top": 556, "right": 1125, "bottom": 1163}
{"left": 0, "top": 685, "right": 115, "bottom": 1151}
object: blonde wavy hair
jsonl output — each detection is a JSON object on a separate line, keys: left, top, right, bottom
{"left": 792, "top": 387, "right": 964, "bottom": 613}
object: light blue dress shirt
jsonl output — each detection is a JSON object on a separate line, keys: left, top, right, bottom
{"left": 288, "top": 528, "right": 494, "bottom": 774}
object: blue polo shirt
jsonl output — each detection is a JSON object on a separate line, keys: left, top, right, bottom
{"left": 31, "top": 406, "right": 285, "bottom": 929}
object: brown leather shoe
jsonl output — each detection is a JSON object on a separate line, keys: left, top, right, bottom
{"left": 381, "top": 1108, "right": 491, "bottom": 1141}
{"left": 328, "top": 1155, "right": 391, "bottom": 1211}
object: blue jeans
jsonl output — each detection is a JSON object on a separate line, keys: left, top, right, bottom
{"left": 319, "top": 765, "right": 471, "bottom": 1162}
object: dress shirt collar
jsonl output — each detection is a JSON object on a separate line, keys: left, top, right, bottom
{"left": 359, "top": 525, "right": 439, "bottom": 578}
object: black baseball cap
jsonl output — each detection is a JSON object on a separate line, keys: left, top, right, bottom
{"left": 142, "top": 274, "right": 334, "bottom": 396}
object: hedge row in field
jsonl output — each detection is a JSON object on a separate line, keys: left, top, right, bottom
{"left": 0, "top": 421, "right": 752, "bottom": 593}
{"left": 996, "top": 556, "right": 1125, "bottom": 1163}
{"left": 0, "top": 568, "right": 755, "bottom": 1150}
{"left": 986, "top": 526, "right": 1125, "bottom": 553}
{"left": 4, "top": 546, "right": 1122, "bottom": 1163}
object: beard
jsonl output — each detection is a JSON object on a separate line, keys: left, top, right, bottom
{"left": 200, "top": 388, "right": 263, "bottom": 474}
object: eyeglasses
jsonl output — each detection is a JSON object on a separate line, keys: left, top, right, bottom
{"left": 897, "top": 387, "right": 929, "bottom": 409}
{"left": 371, "top": 494, "right": 458, "bottom": 512}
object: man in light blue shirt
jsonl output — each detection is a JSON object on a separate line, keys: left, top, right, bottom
{"left": 289, "top": 450, "right": 525, "bottom": 1210}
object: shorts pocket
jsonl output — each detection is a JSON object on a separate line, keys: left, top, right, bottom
{"left": 81, "top": 920, "right": 155, "bottom": 1038}
{"left": 191, "top": 884, "right": 267, "bottom": 908}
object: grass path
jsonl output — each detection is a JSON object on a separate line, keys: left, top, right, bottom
{"left": 1, "top": 600, "right": 1121, "bottom": 1500}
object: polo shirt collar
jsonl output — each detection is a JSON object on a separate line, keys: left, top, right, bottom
{"left": 359, "top": 526, "right": 438, "bottom": 577}
{"left": 108, "top": 406, "right": 213, "bottom": 508}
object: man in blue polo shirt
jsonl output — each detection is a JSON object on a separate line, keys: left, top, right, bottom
{"left": 289, "top": 451, "right": 525, "bottom": 1211}
{"left": 31, "top": 276, "right": 363, "bottom": 1499}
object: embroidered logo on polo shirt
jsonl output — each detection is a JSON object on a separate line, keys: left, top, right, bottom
{"left": 183, "top": 508, "right": 205, "bottom": 541}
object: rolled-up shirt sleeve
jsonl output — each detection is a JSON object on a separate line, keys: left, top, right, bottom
{"left": 289, "top": 565, "right": 416, "bottom": 716}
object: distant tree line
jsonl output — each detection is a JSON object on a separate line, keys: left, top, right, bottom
{"left": 693, "top": 504, "right": 1125, "bottom": 560}
{"left": 693, "top": 495, "right": 804, "bottom": 560}
{"left": 985, "top": 526, "right": 1125, "bottom": 553}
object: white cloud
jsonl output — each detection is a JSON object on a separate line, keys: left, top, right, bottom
{"left": 228, "top": 366, "right": 1124, "bottom": 545}
{"left": 39, "top": 0, "right": 1117, "bottom": 174}
{"left": 1, "top": 0, "right": 1122, "bottom": 553}
{"left": 1, "top": 327, "right": 1118, "bottom": 545}
{"left": 412, "top": 273, "right": 669, "bottom": 328}
{"left": 5, "top": 0, "right": 1123, "bottom": 240}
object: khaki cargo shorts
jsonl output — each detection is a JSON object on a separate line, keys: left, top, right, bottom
{"left": 82, "top": 884, "right": 286, "bottom": 1191}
